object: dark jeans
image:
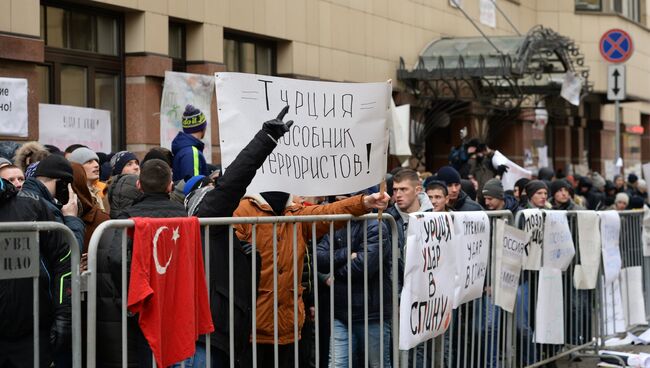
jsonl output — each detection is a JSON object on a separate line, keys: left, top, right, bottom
{"left": 0, "top": 333, "right": 52, "bottom": 368}
{"left": 256, "top": 343, "right": 296, "bottom": 368}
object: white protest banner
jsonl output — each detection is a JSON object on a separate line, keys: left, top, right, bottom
{"left": 389, "top": 99, "right": 410, "bottom": 158}
{"left": 642, "top": 162, "right": 650, "bottom": 182}
{"left": 644, "top": 207, "right": 650, "bottom": 257}
{"left": 492, "top": 150, "right": 532, "bottom": 191}
{"left": 602, "top": 276, "right": 627, "bottom": 335}
{"left": 494, "top": 219, "right": 528, "bottom": 313}
{"left": 537, "top": 146, "right": 549, "bottom": 169}
{"left": 161, "top": 71, "right": 214, "bottom": 163}
{"left": 520, "top": 209, "right": 543, "bottom": 271}
{"left": 479, "top": 0, "right": 496, "bottom": 28}
{"left": 621, "top": 266, "right": 646, "bottom": 327}
{"left": 452, "top": 211, "right": 490, "bottom": 308}
{"left": 0, "top": 77, "right": 28, "bottom": 137}
{"left": 542, "top": 211, "right": 575, "bottom": 271}
{"left": 574, "top": 211, "right": 602, "bottom": 289}
{"left": 534, "top": 267, "right": 564, "bottom": 344}
{"left": 599, "top": 211, "right": 622, "bottom": 285}
{"left": 561, "top": 72, "right": 583, "bottom": 106}
{"left": 216, "top": 72, "right": 390, "bottom": 196}
{"left": 39, "top": 104, "right": 111, "bottom": 152}
{"left": 399, "top": 212, "right": 454, "bottom": 350}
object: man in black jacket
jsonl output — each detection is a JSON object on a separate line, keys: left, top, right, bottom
{"left": 435, "top": 165, "right": 483, "bottom": 211}
{"left": 0, "top": 178, "right": 72, "bottom": 368}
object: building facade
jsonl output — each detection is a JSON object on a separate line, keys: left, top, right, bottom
{"left": 1, "top": 0, "right": 649, "bottom": 176}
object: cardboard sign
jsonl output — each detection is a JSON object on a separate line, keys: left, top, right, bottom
{"left": 452, "top": 212, "right": 490, "bottom": 308}
{"left": 542, "top": 211, "right": 575, "bottom": 271}
{"left": 215, "top": 72, "right": 390, "bottom": 196}
{"left": 491, "top": 151, "right": 532, "bottom": 191}
{"left": 0, "top": 78, "right": 28, "bottom": 137}
{"left": 399, "top": 212, "right": 455, "bottom": 350}
{"left": 160, "top": 71, "right": 214, "bottom": 163}
{"left": 600, "top": 211, "right": 622, "bottom": 285}
{"left": 39, "top": 104, "right": 112, "bottom": 152}
{"left": 494, "top": 219, "right": 528, "bottom": 313}
{"left": 0, "top": 232, "right": 39, "bottom": 280}
{"left": 534, "top": 267, "right": 565, "bottom": 344}
{"left": 520, "top": 209, "right": 544, "bottom": 271}
{"left": 574, "top": 211, "right": 602, "bottom": 289}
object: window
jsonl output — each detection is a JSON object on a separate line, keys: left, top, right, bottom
{"left": 169, "top": 22, "right": 186, "bottom": 72}
{"left": 40, "top": 3, "right": 123, "bottom": 151}
{"left": 224, "top": 33, "right": 275, "bottom": 75}
{"left": 613, "top": 0, "right": 641, "bottom": 22}
{"left": 576, "top": 0, "right": 602, "bottom": 10}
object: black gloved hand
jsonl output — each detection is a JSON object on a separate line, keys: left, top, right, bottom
{"left": 50, "top": 316, "right": 72, "bottom": 354}
{"left": 262, "top": 105, "right": 294, "bottom": 140}
{"left": 496, "top": 164, "right": 509, "bottom": 177}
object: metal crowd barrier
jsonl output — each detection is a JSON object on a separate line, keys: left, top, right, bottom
{"left": 84, "top": 213, "right": 400, "bottom": 368}
{"left": 0, "top": 221, "right": 82, "bottom": 368}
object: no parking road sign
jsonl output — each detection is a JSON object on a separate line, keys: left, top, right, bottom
{"left": 600, "top": 29, "right": 634, "bottom": 63}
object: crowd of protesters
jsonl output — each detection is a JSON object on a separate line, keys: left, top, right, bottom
{"left": 0, "top": 104, "right": 648, "bottom": 368}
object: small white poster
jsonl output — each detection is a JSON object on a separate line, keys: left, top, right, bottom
{"left": 0, "top": 77, "right": 28, "bottom": 137}
{"left": 494, "top": 219, "right": 528, "bottom": 313}
{"left": 479, "top": 0, "right": 496, "bottom": 28}
{"left": 492, "top": 150, "right": 532, "bottom": 191}
{"left": 600, "top": 211, "right": 622, "bottom": 285}
{"left": 620, "top": 267, "right": 646, "bottom": 327}
{"left": 643, "top": 207, "right": 650, "bottom": 257}
{"left": 602, "top": 276, "right": 627, "bottom": 335}
{"left": 389, "top": 100, "right": 411, "bottom": 158}
{"left": 452, "top": 212, "right": 490, "bottom": 308}
{"left": 642, "top": 162, "right": 650, "bottom": 182}
{"left": 561, "top": 72, "right": 583, "bottom": 106}
{"left": 534, "top": 267, "right": 565, "bottom": 344}
{"left": 574, "top": 211, "right": 602, "bottom": 289}
{"left": 399, "top": 212, "right": 455, "bottom": 350}
{"left": 216, "top": 72, "right": 390, "bottom": 196}
{"left": 542, "top": 211, "right": 575, "bottom": 271}
{"left": 160, "top": 71, "right": 214, "bottom": 163}
{"left": 39, "top": 104, "right": 112, "bottom": 152}
{"left": 520, "top": 209, "right": 544, "bottom": 271}
{"left": 537, "top": 145, "right": 549, "bottom": 169}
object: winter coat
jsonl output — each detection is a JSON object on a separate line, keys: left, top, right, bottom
{"left": 452, "top": 190, "right": 484, "bottom": 212}
{"left": 316, "top": 219, "right": 391, "bottom": 324}
{"left": 22, "top": 177, "right": 85, "bottom": 253}
{"left": 468, "top": 156, "right": 496, "bottom": 200}
{"left": 550, "top": 198, "right": 584, "bottom": 211}
{"left": 233, "top": 194, "right": 369, "bottom": 345}
{"left": 0, "top": 179, "right": 71, "bottom": 348}
{"left": 503, "top": 193, "right": 522, "bottom": 216}
{"left": 71, "top": 163, "right": 109, "bottom": 248}
{"left": 171, "top": 131, "right": 208, "bottom": 182}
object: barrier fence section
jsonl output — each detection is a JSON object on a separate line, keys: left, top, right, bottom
{"left": 85, "top": 213, "right": 399, "bottom": 368}
{"left": 0, "top": 221, "right": 82, "bottom": 368}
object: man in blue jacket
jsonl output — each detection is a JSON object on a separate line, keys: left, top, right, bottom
{"left": 171, "top": 104, "right": 209, "bottom": 182}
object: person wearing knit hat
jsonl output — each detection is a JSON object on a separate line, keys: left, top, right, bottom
{"left": 0, "top": 157, "right": 11, "bottom": 169}
{"left": 110, "top": 150, "right": 140, "bottom": 176}
{"left": 550, "top": 179, "right": 583, "bottom": 210}
{"left": 143, "top": 147, "right": 173, "bottom": 168}
{"left": 434, "top": 165, "right": 483, "bottom": 211}
{"left": 68, "top": 147, "right": 107, "bottom": 211}
{"left": 171, "top": 104, "right": 209, "bottom": 182}
{"left": 482, "top": 178, "right": 521, "bottom": 214}
{"left": 524, "top": 180, "right": 548, "bottom": 209}
{"left": 614, "top": 192, "right": 629, "bottom": 210}
{"left": 183, "top": 175, "right": 214, "bottom": 197}
{"left": 425, "top": 180, "right": 449, "bottom": 212}
{"left": 513, "top": 177, "right": 530, "bottom": 202}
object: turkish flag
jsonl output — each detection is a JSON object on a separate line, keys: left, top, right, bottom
{"left": 127, "top": 217, "right": 214, "bottom": 368}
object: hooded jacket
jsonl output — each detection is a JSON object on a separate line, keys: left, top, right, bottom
{"left": 503, "top": 193, "right": 522, "bottom": 215}
{"left": 452, "top": 190, "right": 484, "bottom": 212}
{"left": 171, "top": 131, "right": 207, "bottom": 182}
{"left": 13, "top": 141, "right": 49, "bottom": 172}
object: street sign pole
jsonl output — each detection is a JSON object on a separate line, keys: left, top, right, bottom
{"left": 615, "top": 98, "right": 621, "bottom": 174}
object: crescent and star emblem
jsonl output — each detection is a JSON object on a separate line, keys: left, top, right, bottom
{"left": 153, "top": 226, "right": 180, "bottom": 275}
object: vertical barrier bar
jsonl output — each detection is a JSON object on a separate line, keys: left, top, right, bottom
{"left": 346, "top": 220, "right": 352, "bottom": 368}
{"left": 329, "top": 222, "right": 336, "bottom": 366}
{"left": 229, "top": 225, "right": 235, "bottom": 368}
{"left": 204, "top": 225, "right": 211, "bottom": 365}
{"left": 293, "top": 223, "right": 299, "bottom": 368}
{"left": 33, "top": 274, "right": 39, "bottom": 368}
{"left": 121, "top": 229, "right": 128, "bottom": 367}
{"left": 273, "top": 223, "right": 279, "bottom": 368}
{"left": 363, "top": 219, "right": 369, "bottom": 368}
{"left": 252, "top": 225, "right": 258, "bottom": 368}
{"left": 312, "top": 223, "right": 320, "bottom": 368}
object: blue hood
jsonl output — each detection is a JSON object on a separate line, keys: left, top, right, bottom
{"left": 171, "top": 131, "right": 204, "bottom": 155}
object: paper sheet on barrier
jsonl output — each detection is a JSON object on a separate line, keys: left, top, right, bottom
{"left": 399, "top": 212, "right": 455, "bottom": 350}
{"left": 491, "top": 150, "right": 532, "bottom": 191}
{"left": 520, "top": 209, "right": 543, "bottom": 271}
{"left": 542, "top": 211, "right": 575, "bottom": 271}
{"left": 602, "top": 276, "right": 626, "bottom": 335}
{"left": 574, "top": 211, "right": 602, "bottom": 289}
{"left": 452, "top": 212, "right": 490, "bottom": 308}
{"left": 621, "top": 266, "right": 646, "bottom": 327}
{"left": 494, "top": 219, "right": 527, "bottom": 313}
{"left": 643, "top": 207, "right": 650, "bottom": 257}
{"left": 534, "top": 267, "right": 564, "bottom": 344}
{"left": 599, "top": 211, "right": 622, "bottom": 285}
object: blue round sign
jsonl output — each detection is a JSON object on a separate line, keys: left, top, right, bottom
{"left": 600, "top": 29, "right": 634, "bottom": 63}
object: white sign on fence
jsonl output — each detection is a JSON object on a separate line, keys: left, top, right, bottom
{"left": 574, "top": 211, "right": 602, "bottom": 289}
{"left": 0, "top": 77, "right": 28, "bottom": 137}
{"left": 621, "top": 266, "right": 646, "bottom": 327}
{"left": 452, "top": 211, "right": 490, "bottom": 308}
{"left": 535, "top": 267, "right": 565, "bottom": 344}
{"left": 492, "top": 150, "right": 532, "bottom": 191}
{"left": 542, "top": 211, "right": 575, "bottom": 271}
{"left": 39, "top": 104, "right": 111, "bottom": 152}
{"left": 520, "top": 209, "right": 544, "bottom": 271}
{"left": 600, "top": 211, "right": 622, "bottom": 285}
{"left": 215, "top": 72, "right": 390, "bottom": 196}
{"left": 494, "top": 219, "right": 528, "bottom": 313}
{"left": 161, "top": 71, "right": 214, "bottom": 163}
{"left": 399, "top": 212, "right": 454, "bottom": 350}
{"left": 602, "top": 276, "right": 627, "bottom": 335}
{"left": 0, "top": 232, "right": 39, "bottom": 280}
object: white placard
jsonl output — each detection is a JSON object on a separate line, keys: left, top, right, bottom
{"left": 0, "top": 232, "right": 39, "bottom": 280}
{"left": 602, "top": 276, "right": 627, "bottom": 335}
{"left": 574, "top": 211, "right": 602, "bottom": 289}
{"left": 0, "top": 77, "right": 28, "bottom": 137}
{"left": 39, "top": 104, "right": 111, "bottom": 152}
{"left": 542, "top": 211, "right": 575, "bottom": 271}
{"left": 452, "top": 211, "right": 490, "bottom": 308}
{"left": 494, "top": 219, "right": 528, "bottom": 313}
{"left": 479, "top": 0, "right": 496, "bottom": 28}
{"left": 491, "top": 150, "right": 532, "bottom": 191}
{"left": 160, "top": 71, "right": 214, "bottom": 163}
{"left": 389, "top": 100, "right": 411, "bottom": 158}
{"left": 534, "top": 267, "right": 565, "bottom": 344}
{"left": 520, "top": 209, "right": 544, "bottom": 271}
{"left": 537, "top": 146, "right": 549, "bottom": 169}
{"left": 643, "top": 207, "right": 650, "bottom": 257}
{"left": 621, "top": 266, "right": 646, "bottom": 327}
{"left": 561, "top": 72, "right": 583, "bottom": 106}
{"left": 399, "top": 212, "right": 455, "bottom": 350}
{"left": 600, "top": 211, "right": 622, "bottom": 285}
{"left": 216, "top": 72, "right": 390, "bottom": 196}
{"left": 643, "top": 163, "right": 650, "bottom": 182}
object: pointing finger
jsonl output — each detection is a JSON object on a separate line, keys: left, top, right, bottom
{"left": 285, "top": 120, "right": 294, "bottom": 129}
{"left": 276, "top": 105, "right": 290, "bottom": 120}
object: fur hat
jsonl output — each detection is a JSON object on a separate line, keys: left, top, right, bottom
{"left": 13, "top": 141, "right": 50, "bottom": 172}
